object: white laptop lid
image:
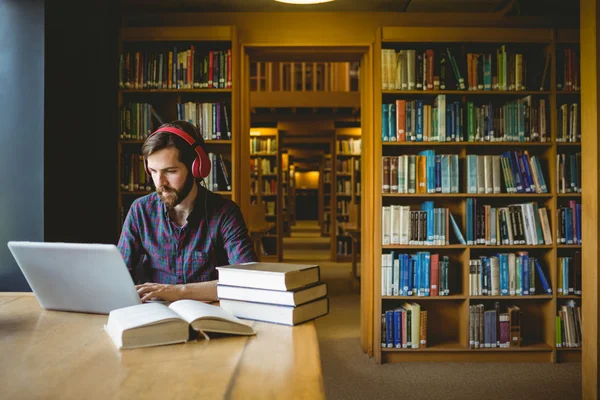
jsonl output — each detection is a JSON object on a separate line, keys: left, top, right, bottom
{"left": 7, "top": 241, "right": 142, "bottom": 314}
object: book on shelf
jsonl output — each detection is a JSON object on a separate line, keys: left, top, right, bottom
{"left": 557, "top": 153, "right": 582, "bottom": 193}
{"left": 381, "top": 303, "right": 427, "bottom": 349}
{"left": 558, "top": 252, "right": 582, "bottom": 295}
{"left": 381, "top": 252, "right": 454, "bottom": 297}
{"left": 119, "top": 47, "right": 232, "bottom": 90}
{"left": 177, "top": 102, "right": 232, "bottom": 141}
{"left": 557, "top": 201, "right": 582, "bottom": 245}
{"left": 382, "top": 96, "right": 547, "bottom": 143}
{"left": 104, "top": 300, "right": 255, "bottom": 350}
{"left": 381, "top": 203, "right": 464, "bottom": 246}
{"left": 468, "top": 253, "right": 551, "bottom": 296}
{"left": 557, "top": 300, "right": 582, "bottom": 348}
{"left": 469, "top": 303, "right": 521, "bottom": 349}
{"left": 381, "top": 46, "right": 543, "bottom": 92}
{"left": 465, "top": 199, "right": 552, "bottom": 246}
{"left": 557, "top": 47, "right": 580, "bottom": 91}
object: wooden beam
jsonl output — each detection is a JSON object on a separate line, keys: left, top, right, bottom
{"left": 251, "top": 91, "right": 360, "bottom": 108}
{"left": 581, "top": 0, "right": 600, "bottom": 398}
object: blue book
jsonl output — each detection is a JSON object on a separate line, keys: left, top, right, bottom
{"left": 522, "top": 254, "right": 530, "bottom": 295}
{"left": 382, "top": 104, "right": 389, "bottom": 142}
{"left": 416, "top": 100, "right": 424, "bottom": 141}
{"left": 448, "top": 211, "right": 466, "bottom": 245}
{"left": 411, "top": 255, "right": 418, "bottom": 296}
{"left": 421, "top": 201, "right": 435, "bottom": 244}
{"left": 422, "top": 252, "right": 431, "bottom": 297}
{"left": 402, "top": 254, "right": 411, "bottom": 296}
{"left": 499, "top": 254, "right": 509, "bottom": 295}
{"left": 385, "top": 310, "right": 394, "bottom": 347}
{"left": 565, "top": 208, "right": 573, "bottom": 244}
{"left": 534, "top": 259, "right": 552, "bottom": 294}
{"left": 435, "top": 154, "right": 442, "bottom": 193}
{"left": 389, "top": 103, "right": 397, "bottom": 142}
{"left": 520, "top": 153, "right": 536, "bottom": 192}
{"left": 393, "top": 309, "right": 403, "bottom": 348}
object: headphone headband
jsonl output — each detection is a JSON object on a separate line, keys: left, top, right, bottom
{"left": 145, "top": 126, "right": 211, "bottom": 179}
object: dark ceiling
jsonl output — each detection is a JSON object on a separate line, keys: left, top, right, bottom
{"left": 121, "top": 0, "right": 579, "bottom": 16}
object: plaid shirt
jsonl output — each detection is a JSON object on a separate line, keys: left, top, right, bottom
{"left": 118, "top": 187, "right": 257, "bottom": 284}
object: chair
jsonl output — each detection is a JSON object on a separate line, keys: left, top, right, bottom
{"left": 247, "top": 202, "right": 276, "bottom": 260}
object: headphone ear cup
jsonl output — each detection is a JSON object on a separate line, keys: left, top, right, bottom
{"left": 193, "top": 148, "right": 211, "bottom": 179}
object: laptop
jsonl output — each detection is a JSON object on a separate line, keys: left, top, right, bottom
{"left": 7, "top": 241, "right": 142, "bottom": 314}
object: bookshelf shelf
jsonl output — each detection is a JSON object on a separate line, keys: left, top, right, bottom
{"left": 371, "top": 27, "right": 582, "bottom": 364}
{"left": 382, "top": 193, "right": 552, "bottom": 198}
{"left": 382, "top": 142, "right": 553, "bottom": 147}
{"left": 382, "top": 245, "right": 466, "bottom": 250}
{"left": 382, "top": 295, "right": 466, "bottom": 300}
{"left": 470, "top": 295, "right": 553, "bottom": 300}
{"left": 382, "top": 90, "right": 552, "bottom": 96}
{"left": 382, "top": 343, "right": 466, "bottom": 352}
{"left": 119, "top": 89, "right": 233, "bottom": 94}
{"left": 383, "top": 343, "right": 551, "bottom": 353}
{"left": 556, "top": 142, "right": 582, "bottom": 147}
{"left": 557, "top": 347, "right": 582, "bottom": 351}
{"left": 467, "top": 343, "right": 553, "bottom": 352}
{"left": 558, "top": 295, "right": 582, "bottom": 299}
{"left": 557, "top": 193, "right": 582, "bottom": 197}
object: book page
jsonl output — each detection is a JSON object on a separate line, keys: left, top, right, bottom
{"left": 169, "top": 299, "right": 251, "bottom": 328}
{"left": 109, "top": 303, "right": 183, "bottom": 331}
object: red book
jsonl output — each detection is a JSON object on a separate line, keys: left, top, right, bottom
{"left": 227, "top": 49, "right": 232, "bottom": 88}
{"left": 426, "top": 49, "right": 434, "bottom": 90}
{"left": 396, "top": 100, "right": 406, "bottom": 141}
{"left": 208, "top": 50, "right": 214, "bottom": 88}
{"left": 430, "top": 253, "right": 439, "bottom": 296}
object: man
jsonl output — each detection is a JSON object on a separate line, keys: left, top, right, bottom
{"left": 118, "top": 121, "right": 257, "bottom": 302}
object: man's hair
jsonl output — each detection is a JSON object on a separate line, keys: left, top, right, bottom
{"left": 142, "top": 120, "right": 206, "bottom": 175}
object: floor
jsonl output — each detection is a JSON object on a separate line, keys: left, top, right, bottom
{"left": 283, "top": 220, "right": 582, "bottom": 400}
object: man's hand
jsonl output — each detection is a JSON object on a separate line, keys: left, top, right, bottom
{"left": 136, "top": 283, "right": 184, "bottom": 303}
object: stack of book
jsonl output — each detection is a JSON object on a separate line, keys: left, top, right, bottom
{"left": 216, "top": 262, "right": 329, "bottom": 326}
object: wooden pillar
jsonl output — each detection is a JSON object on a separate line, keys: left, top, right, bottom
{"left": 581, "top": 0, "right": 600, "bottom": 398}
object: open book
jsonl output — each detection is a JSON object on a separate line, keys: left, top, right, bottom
{"left": 104, "top": 300, "right": 255, "bottom": 350}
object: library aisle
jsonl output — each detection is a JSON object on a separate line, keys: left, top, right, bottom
{"left": 285, "top": 223, "right": 582, "bottom": 400}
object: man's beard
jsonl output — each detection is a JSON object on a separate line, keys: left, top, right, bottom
{"left": 156, "top": 174, "right": 195, "bottom": 210}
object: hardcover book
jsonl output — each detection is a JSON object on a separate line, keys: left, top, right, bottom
{"left": 104, "top": 300, "right": 255, "bottom": 350}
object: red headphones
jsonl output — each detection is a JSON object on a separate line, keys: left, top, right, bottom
{"left": 145, "top": 126, "right": 211, "bottom": 179}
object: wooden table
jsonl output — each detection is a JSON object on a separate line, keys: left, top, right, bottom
{"left": 0, "top": 293, "right": 325, "bottom": 400}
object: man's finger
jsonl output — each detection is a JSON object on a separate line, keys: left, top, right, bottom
{"left": 141, "top": 292, "right": 157, "bottom": 302}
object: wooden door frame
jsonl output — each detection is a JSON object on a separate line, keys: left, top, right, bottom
{"left": 240, "top": 43, "right": 374, "bottom": 357}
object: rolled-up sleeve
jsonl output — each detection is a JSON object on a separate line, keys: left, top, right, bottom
{"left": 117, "top": 204, "right": 144, "bottom": 278}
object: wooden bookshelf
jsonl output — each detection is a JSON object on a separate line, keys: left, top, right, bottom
{"left": 116, "top": 26, "right": 239, "bottom": 237}
{"left": 319, "top": 154, "right": 333, "bottom": 238}
{"left": 370, "top": 27, "right": 582, "bottom": 364}
{"left": 332, "top": 127, "right": 362, "bottom": 262}
{"left": 280, "top": 151, "right": 292, "bottom": 237}
{"left": 250, "top": 127, "right": 282, "bottom": 261}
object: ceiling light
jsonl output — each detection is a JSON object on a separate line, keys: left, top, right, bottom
{"left": 275, "top": 0, "right": 334, "bottom": 4}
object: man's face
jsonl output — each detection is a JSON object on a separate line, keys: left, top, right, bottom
{"left": 146, "top": 147, "right": 194, "bottom": 209}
